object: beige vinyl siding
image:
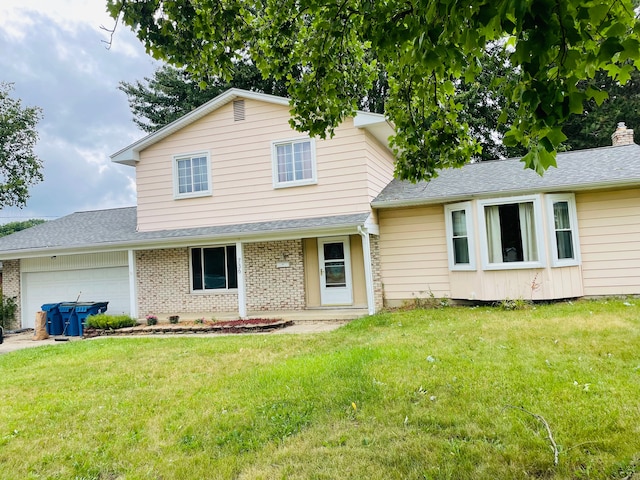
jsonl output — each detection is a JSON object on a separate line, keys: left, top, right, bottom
{"left": 378, "top": 206, "right": 450, "bottom": 303}
{"left": 364, "top": 131, "right": 396, "bottom": 201}
{"left": 135, "top": 99, "right": 372, "bottom": 232}
{"left": 576, "top": 188, "right": 640, "bottom": 295}
{"left": 449, "top": 267, "right": 583, "bottom": 301}
{"left": 303, "top": 235, "right": 367, "bottom": 308}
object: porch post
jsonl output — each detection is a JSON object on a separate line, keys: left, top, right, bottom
{"left": 127, "top": 249, "right": 138, "bottom": 319}
{"left": 236, "top": 241, "right": 247, "bottom": 319}
{"left": 358, "top": 227, "right": 376, "bottom": 315}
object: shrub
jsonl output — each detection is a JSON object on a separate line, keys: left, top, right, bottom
{"left": 85, "top": 314, "right": 137, "bottom": 330}
{"left": 0, "top": 294, "right": 17, "bottom": 330}
{"left": 146, "top": 314, "right": 158, "bottom": 326}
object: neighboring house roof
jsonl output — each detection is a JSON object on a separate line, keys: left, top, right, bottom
{"left": 0, "top": 208, "right": 371, "bottom": 259}
{"left": 111, "top": 88, "right": 394, "bottom": 166}
{"left": 373, "top": 143, "right": 640, "bottom": 208}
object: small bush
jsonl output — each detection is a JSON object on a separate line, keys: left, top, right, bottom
{"left": 85, "top": 314, "right": 137, "bottom": 330}
{"left": 146, "top": 314, "right": 158, "bottom": 326}
{"left": 169, "top": 315, "right": 180, "bottom": 324}
{"left": 0, "top": 294, "right": 17, "bottom": 329}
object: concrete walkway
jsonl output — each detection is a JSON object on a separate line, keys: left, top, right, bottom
{"left": 0, "top": 321, "right": 349, "bottom": 355}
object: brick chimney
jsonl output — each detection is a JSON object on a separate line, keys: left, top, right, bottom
{"left": 611, "top": 122, "right": 635, "bottom": 146}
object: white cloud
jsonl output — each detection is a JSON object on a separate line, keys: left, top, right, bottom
{"left": 0, "top": 1, "right": 159, "bottom": 222}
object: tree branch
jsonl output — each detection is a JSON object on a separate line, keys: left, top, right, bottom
{"left": 504, "top": 404, "right": 559, "bottom": 466}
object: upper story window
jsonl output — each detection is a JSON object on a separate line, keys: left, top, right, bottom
{"left": 478, "top": 195, "right": 546, "bottom": 270}
{"left": 444, "top": 202, "right": 476, "bottom": 270}
{"left": 546, "top": 193, "right": 580, "bottom": 266}
{"left": 191, "top": 245, "right": 237, "bottom": 291}
{"left": 272, "top": 138, "right": 317, "bottom": 188}
{"left": 174, "top": 152, "right": 212, "bottom": 199}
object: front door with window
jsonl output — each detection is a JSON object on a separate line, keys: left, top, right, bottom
{"left": 318, "top": 237, "right": 353, "bottom": 305}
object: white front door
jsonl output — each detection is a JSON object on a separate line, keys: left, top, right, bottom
{"left": 318, "top": 236, "right": 353, "bottom": 306}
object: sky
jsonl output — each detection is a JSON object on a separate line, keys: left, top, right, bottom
{"left": 0, "top": 1, "right": 159, "bottom": 223}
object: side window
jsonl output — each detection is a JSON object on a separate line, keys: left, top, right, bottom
{"left": 546, "top": 193, "right": 580, "bottom": 266}
{"left": 272, "top": 138, "right": 317, "bottom": 188}
{"left": 174, "top": 152, "right": 211, "bottom": 199}
{"left": 444, "top": 202, "right": 476, "bottom": 270}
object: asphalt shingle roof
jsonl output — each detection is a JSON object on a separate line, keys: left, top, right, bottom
{"left": 373, "top": 143, "right": 640, "bottom": 207}
{"left": 0, "top": 209, "right": 371, "bottom": 256}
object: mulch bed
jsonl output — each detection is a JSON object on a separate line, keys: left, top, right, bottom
{"left": 83, "top": 318, "right": 293, "bottom": 338}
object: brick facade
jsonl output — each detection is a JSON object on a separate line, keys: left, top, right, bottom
{"left": 370, "top": 235, "right": 384, "bottom": 311}
{"left": 135, "top": 239, "right": 306, "bottom": 317}
{"left": 1, "top": 260, "right": 21, "bottom": 329}
{"left": 136, "top": 248, "right": 238, "bottom": 317}
{"left": 244, "top": 240, "right": 305, "bottom": 311}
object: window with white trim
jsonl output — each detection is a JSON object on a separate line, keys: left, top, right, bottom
{"left": 546, "top": 193, "right": 580, "bottom": 266}
{"left": 191, "top": 246, "right": 237, "bottom": 291}
{"left": 478, "top": 195, "right": 546, "bottom": 270}
{"left": 444, "top": 202, "right": 476, "bottom": 270}
{"left": 272, "top": 138, "right": 316, "bottom": 188}
{"left": 174, "top": 152, "right": 211, "bottom": 198}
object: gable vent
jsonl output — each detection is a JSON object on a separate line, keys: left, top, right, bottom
{"left": 233, "top": 100, "right": 245, "bottom": 121}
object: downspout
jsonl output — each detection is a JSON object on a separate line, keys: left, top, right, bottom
{"left": 236, "top": 242, "right": 247, "bottom": 319}
{"left": 127, "top": 249, "right": 138, "bottom": 319}
{"left": 358, "top": 226, "right": 376, "bottom": 315}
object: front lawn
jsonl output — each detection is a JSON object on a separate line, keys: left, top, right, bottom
{"left": 0, "top": 299, "right": 638, "bottom": 479}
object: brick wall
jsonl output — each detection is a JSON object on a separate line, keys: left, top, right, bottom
{"left": 244, "top": 240, "right": 305, "bottom": 311}
{"left": 1, "top": 260, "right": 21, "bottom": 329}
{"left": 370, "top": 235, "right": 384, "bottom": 311}
{"left": 136, "top": 248, "right": 238, "bottom": 317}
{"left": 135, "top": 240, "right": 306, "bottom": 317}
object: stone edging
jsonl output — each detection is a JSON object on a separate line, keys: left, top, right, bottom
{"left": 83, "top": 319, "right": 294, "bottom": 337}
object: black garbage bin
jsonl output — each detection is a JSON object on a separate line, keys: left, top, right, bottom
{"left": 41, "top": 303, "right": 63, "bottom": 335}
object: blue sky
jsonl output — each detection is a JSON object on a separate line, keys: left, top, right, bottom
{"left": 0, "top": 1, "right": 159, "bottom": 223}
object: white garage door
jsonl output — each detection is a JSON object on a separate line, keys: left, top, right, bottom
{"left": 21, "top": 256, "right": 131, "bottom": 329}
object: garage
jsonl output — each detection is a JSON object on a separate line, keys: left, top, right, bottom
{"left": 20, "top": 252, "right": 131, "bottom": 329}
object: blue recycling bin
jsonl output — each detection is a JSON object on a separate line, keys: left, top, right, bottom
{"left": 75, "top": 302, "right": 108, "bottom": 336}
{"left": 41, "top": 303, "right": 63, "bottom": 335}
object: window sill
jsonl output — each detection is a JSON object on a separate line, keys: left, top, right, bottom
{"left": 190, "top": 289, "right": 238, "bottom": 295}
{"left": 174, "top": 191, "right": 212, "bottom": 200}
{"left": 273, "top": 180, "right": 317, "bottom": 189}
{"left": 482, "top": 261, "right": 545, "bottom": 271}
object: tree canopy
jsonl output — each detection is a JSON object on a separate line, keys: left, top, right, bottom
{"left": 0, "top": 219, "right": 45, "bottom": 238}
{"left": 107, "top": 0, "right": 640, "bottom": 180}
{"left": 0, "top": 83, "right": 43, "bottom": 207}
{"left": 119, "top": 62, "right": 290, "bottom": 133}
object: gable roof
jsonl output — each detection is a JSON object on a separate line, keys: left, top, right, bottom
{"left": 0, "top": 207, "right": 371, "bottom": 259}
{"left": 372, "top": 143, "right": 640, "bottom": 208}
{"left": 111, "top": 88, "right": 394, "bottom": 166}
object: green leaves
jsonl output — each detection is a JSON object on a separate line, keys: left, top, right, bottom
{"left": 108, "top": 0, "right": 640, "bottom": 180}
{"left": 0, "top": 83, "right": 43, "bottom": 208}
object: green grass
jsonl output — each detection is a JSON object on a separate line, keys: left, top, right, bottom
{"left": 1, "top": 299, "right": 639, "bottom": 479}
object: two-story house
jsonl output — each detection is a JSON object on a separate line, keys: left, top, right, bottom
{"left": 2, "top": 88, "right": 640, "bottom": 330}
{"left": 0, "top": 89, "right": 395, "bottom": 328}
